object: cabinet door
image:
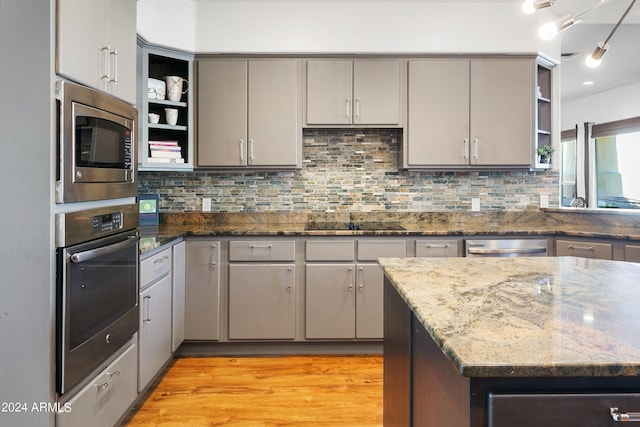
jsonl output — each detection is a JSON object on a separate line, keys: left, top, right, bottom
{"left": 306, "top": 60, "right": 353, "bottom": 125}
{"left": 625, "top": 245, "right": 640, "bottom": 263}
{"left": 305, "top": 264, "right": 356, "bottom": 339}
{"left": 104, "top": 0, "right": 137, "bottom": 104}
{"left": 353, "top": 60, "right": 401, "bottom": 125}
{"left": 57, "top": 0, "right": 107, "bottom": 92}
{"left": 228, "top": 264, "right": 296, "bottom": 340}
{"left": 356, "top": 264, "right": 384, "bottom": 339}
{"left": 172, "top": 241, "right": 186, "bottom": 352}
{"left": 138, "top": 274, "right": 172, "bottom": 392}
{"left": 184, "top": 240, "right": 221, "bottom": 340}
{"left": 470, "top": 59, "right": 533, "bottom": 166}
{"left": 556, "top": 239, "right": 613, "bottom": 260}
{"left": 197, "top": 60, "right": 248, "bottom": 167}
{"left": 248, "top": 60, "right": 300, "bottom": 167}
{"left": 56, "top": 341, "right": 137, "bottom": 427}
{"left": 406, "top": 60, "right": 470, "bottom": 166}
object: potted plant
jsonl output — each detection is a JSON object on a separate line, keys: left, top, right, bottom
{"left": 536, "top": 145, "right": 554, "bottom": 164}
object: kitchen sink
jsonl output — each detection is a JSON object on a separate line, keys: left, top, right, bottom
{"left": 304, "top": 222, "right": 405, "bottom": 231}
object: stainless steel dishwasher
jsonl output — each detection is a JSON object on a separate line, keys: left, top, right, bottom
{"left": 465, "top": 238, "right": 549, "bottom": 257}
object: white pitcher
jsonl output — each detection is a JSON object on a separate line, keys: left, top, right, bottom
{"left": 165, "top": 76, "right": 188, "bottom": 102}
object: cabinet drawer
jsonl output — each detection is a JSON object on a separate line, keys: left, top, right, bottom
{"left": 357, "top": 240, "right": 406, "bottom": 261}
{"left": 229, "top": 240, "right": 296, "bottom": 261}
{"left": 556, "top": 239, "right": 612, "bottom": 260}
{"left": 140, "top": 247, "right": 172, "bottom": 287}
{"left": 415, "top": 239, "right": 460, "bottom": 257}
{"left": 306, "top": 240, "right": 355, "bottom": 261}
{"left": 625, "top": 244, "right": 640, "bottom": 263}
{"left": 56, "top": 340, "right": 137, "bottom": 427}
{"left": 489, "top": 392, "right": 640, "bottom": 427}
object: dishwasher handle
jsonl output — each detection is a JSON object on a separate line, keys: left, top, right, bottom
{"left": 467, "top": 247, "right": 547, "bottom": 255}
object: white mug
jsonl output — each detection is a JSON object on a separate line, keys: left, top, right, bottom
{"left": 165, "top": 108, "right": 178, "bottom": 126}
{"left": 165, "top": 76, "right": 188, "bottom": 102}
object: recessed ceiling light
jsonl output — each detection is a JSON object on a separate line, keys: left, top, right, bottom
{"left": 583, "top": 81, "right": 594, "bottom": 86}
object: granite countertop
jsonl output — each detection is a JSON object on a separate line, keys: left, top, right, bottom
{"left": 378, "top": 256, "right": 640, "bottom": 378}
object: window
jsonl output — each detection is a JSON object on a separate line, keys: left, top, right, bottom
{"left": 594, "top": 129, "right": 640, "bottom": 209}
{"left": 561, "top": 128, "right": 577, "bottom": 207}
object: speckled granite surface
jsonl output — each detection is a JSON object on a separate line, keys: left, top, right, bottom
{"left": 150, "top": 210, "right": 640, "bottom": 240}
{"left": 378, "top": 256, "right": 640, "bottom": 378}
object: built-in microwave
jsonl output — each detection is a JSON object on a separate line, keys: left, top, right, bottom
{"left": 56, "top": 80, "right": 137, "bottom": 203}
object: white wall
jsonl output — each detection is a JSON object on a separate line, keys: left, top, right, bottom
{"left": 137, "top": 0, "right": 561, "bottom": 58}
{"left": 561, "top": 80, "right": 640, "bottom": 129}
{"left": 137, "top": 0, "right": 198, "bottom": 50}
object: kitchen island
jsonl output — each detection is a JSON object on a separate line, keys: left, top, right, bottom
{"left": 379, "top": 256, "right": 640, "bottom": 426}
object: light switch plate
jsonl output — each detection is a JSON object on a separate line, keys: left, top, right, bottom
{"left": 202, "top": 197, "right": 211, "bottom": 212}
{"left": 471, "top": 198, "right": 480, "bottom": 211}
{"left": 540, "top": 194, "right": 549, "bottom": 208}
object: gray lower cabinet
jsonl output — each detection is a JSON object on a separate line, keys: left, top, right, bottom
{"left": 305, "top": 239, "right": 405, "bottom": 340}
{"left": 56, "top": 339, "right": 138, "bottom": 427}
{"left": 556, "top": 239, "right": 613, "bottom": 260}
{"left": 355, "top": 264, "right": 385, "bottom": 339}
{"left": 172, "top": 241, "right": 186, "bottom": 352}
{"left": 625, "top": 244, "right": 640, "bottom": 263}
{"left": 415, "top": 239, "right": 461, "bottom": 257}
{"left": 306, "top": 263, "right": 357, "bottom": 339}
{"left": 228, "top": 264, "right": 296, "bottom": 339}
{"left": 184, "top": 240, "right": 221, "bottom": 340}
{"left": 138, "top": 273, "right": 172, "bottom": 392}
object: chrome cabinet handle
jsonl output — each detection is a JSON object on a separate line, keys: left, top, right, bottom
{"left": 249, "top": 244, "right": 273, "bottom": 249}
{"left": 425, "top": 243, "right": 450, "bottom": 249}
{"left": 239, "top": 140, "right": 245, "bottom": 162}
{"left": 210, "top": 244, "right": 217, "bottom": 268}
{"left": 97, "top": 382, "right": 109, "bottom": 390}
{"left": 143, "top": 295, "right": 151, "bottom": 322}
{"left": 109, "top": 49, "right": 118, "bottom": 84}
{"left": 358, "top": 266, "right": 364, "bottom": 291}
{"left": 249, "top": 139, "right": 255, "bottom": 161}
{"left": 611, "top": 407, "right": 640, "bottom": 422}
{"left": 287, "top": 267, "right": 293, "bottom": 292}
{"left": 355, "top": 98, "right": 360, "bottom": 120}
{"left": 100, "top": 45, "right": 111, "bottom": 80}
{"left": 463, "top": 139, "right": 469, "bottom": 160}
{"left": 473, "top": 138, "right": 479, "bottom": 160}
{"left": 107, "top": 370, "right": 121, "bottom": 378}
{"left": 345, "top": 98, "right": 351, "bottom": 119}
{"left": 568, "top": 245, "right": 595, "bottom": 251}
{"left": 347, "top": 266, "right": 354, "bottom": 291}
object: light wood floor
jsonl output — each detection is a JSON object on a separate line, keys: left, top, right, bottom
{"left": 124, "top": 355, "right": 383, "bottom": 426}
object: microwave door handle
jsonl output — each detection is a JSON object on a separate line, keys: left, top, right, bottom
{"left": 70, "top": 235, "right": 139, "bottom": 263}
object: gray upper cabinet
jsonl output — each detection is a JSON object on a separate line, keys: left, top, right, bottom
{"left": 404, "top": 58, "right": 534, "bottom": 168}
{"left": 57, "top": 0, "right": 137, "bottom": 104}
{"left": 305, "top": 59, "right": 402, "bottom": 126}
{"left": 197, "top": 59, "right": 302, "bottom": 168}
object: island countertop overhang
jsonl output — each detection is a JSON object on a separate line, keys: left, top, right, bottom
{"left": 379, "top": 256, "right": 640, "bottom": 378}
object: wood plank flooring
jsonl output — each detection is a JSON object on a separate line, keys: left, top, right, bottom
{"left": 124, "top": 355, "right": 383, "bottom": 426}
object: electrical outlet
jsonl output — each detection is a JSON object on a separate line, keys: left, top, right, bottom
{"left": 471, "top": 198, "right": 480, "bottom": 212}
{"left": 202, "top": 197, "right": 211, "bottom": 212}
{"left": 540, "top": 194, "right": 549, "bottom": 208}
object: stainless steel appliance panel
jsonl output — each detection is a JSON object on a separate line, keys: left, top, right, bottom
{"left": 56, "top": 80, "right": 137, "bottom": 203}
{"left": 465, "top": 239, "right": 549, "bottom": 257}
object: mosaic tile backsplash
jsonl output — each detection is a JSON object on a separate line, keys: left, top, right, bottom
{"left": 138, "top": 129, "right": 560, "bottom": 213}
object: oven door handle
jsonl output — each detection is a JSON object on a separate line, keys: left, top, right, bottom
{"left": 70, "top": 235, "right": 139, "bottom": 263}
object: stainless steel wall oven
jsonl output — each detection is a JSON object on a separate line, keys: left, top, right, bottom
{"left": 56, "top": 80, "right": 137, "bottom": 203}
{"left": 56, "top": 205, "right": 139, "bottom": 395}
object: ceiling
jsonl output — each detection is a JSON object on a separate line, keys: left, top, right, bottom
{"left": 195, "top": 0, "right": 640, "bottom": 102}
